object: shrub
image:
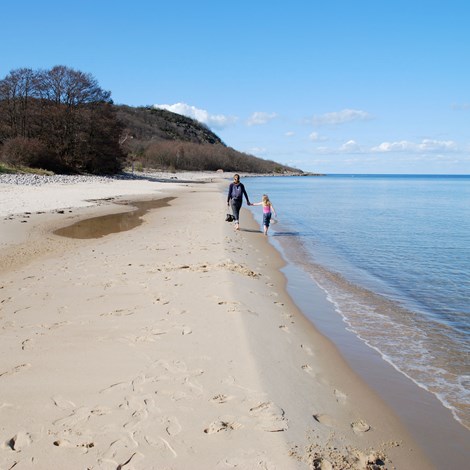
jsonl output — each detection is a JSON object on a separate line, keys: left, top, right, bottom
{"left": 2, "top": 137, "right": 48, "bottom": 167}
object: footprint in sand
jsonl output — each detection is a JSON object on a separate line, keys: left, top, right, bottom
{"left": 315, "top": 458, "right": 334, "bottom": 470}
{"left": 53, "top": 406, "right": 110, "bottom": 427}
{"left": 148, "top": 326, "right": 168, "bottom": 337}
{"left": 0, "top": 363, "right": 31, "bottom": 378}
{"left": 301, "top": 344, "right": 314, "bottom": 356}
{"left": 100, "top": 436, "right": 140, "bottom": 463}
{"left": 53, "top": 439, "right": 94, "bottom": 449}
{"left": 124, "top": 409, "right": 149, "bottom": 430}
{"left": 278, "top": 325, "right": 289, "bottom": 332}
{"left": 106, "top": 452, "right": 140, "bottom": 469}
{"left": 210, "top": 394, "right": 234, "bottom": 404}
{"left": 144, "top": 436, "right": 177, "bottom": 457}
{"left": 313, "top": 413, "right": 337, "bottom": 427}
{"left": 204, "top": 420, "right": 242, "bottom": 434}
{"left": 21, "top": 338, "right": 34, "bottom": 351}
{"left": 123, "top": 394, "right": 156, "bottom": 412}
{"left": 184, "top": 376, "right": 204, "bottom": 396}
{"left": 217, "top": 300, "right": 243, "bottom": 314}
{"left": 155, "top": 359, "right": 188, "bottom": 375}
{"left": 131, "top": 374, "right": 149, "bottom": 392}
{"left": 154, "top": 295, "right": 170, "bottom": 305}
{"left": 249, "top": 401, "right": 288, "bottom": 432}
{"left": 100, "top": 308, "right": 133, "bottom": 317}
{"left": 5, "top": 432, "right": 32, "bottom": 451}
{"left": 52, "top": 395, "right": 76, "bottom": 410}
{"left": 334, "top": 389, "right": 348, "bottom": 405}
{"left": 126, "top": 326, "right": 167, "bottom": 344}
{"left": 0, "top": 296, "right": 12, "bottom": 305}
{"left": 165, "top": 417, "right": 182, "bottom": 436}
{"left": 53, "top": 439, "right": 75, "bottom": 448}
{"left": 100, "top": 381, "right": 129, "bottom": 394}
{"left": 167, "top": 308, "right": 187, "bottom": 316}
{"left": 351, "top": 419, "right": 371, "bottom": 434}
{"left": 46, "top": 321, "right": 71, "bottom": 330}
{"left": 282, "top": 312, "right": 295, "bottom": 323}
{"left": 301, "top": 364, "right": 315, "bottom": 376}
{"left": 217, "top": 300, "right": 239, "bottom": 307}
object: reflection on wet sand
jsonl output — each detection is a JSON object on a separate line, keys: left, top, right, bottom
{"left": 54, "top": 197, "right": 175, "bottom": 239}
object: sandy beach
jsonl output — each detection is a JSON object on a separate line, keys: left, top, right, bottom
{"left": 0, "top": 173, "right": 439, "bottom": 469}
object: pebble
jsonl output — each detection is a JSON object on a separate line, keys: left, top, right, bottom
{"left": 0, "top": 172, "right": 151, "bottom": 187}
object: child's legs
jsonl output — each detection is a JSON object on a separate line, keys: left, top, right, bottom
{"left": 262, "top": 213, "right": 271, "bottom": 234}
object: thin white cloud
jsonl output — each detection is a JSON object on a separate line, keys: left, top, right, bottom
{"left": 372, "top": 139, "right": 458, "bottom": 153}
{"left": 311, "top": 138, "right": 459, "bottom": 156}
{"left": 309, "top": 131, "right": 328, "bottom": 142}
{"left": 308, "top": 108, "right": 372, "bottom": 126}
{"left": 246, "top": 111, "right": 278, "bottom": 126}
{"left": 285, "top": 131, "right": 295, "bottom": 137}
{"left": 340, "top": 140, "right": 363, "bottom": 153}
{"left": 153, "top": 102, "right": 237, "bottom": 129}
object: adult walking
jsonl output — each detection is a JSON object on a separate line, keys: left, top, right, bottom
{"left": 227, "top": 173, "right": 251, "bottom": 231}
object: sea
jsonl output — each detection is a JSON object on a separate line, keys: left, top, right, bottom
{"left": 246, "top": 174, "right": 470, "bottom": 431}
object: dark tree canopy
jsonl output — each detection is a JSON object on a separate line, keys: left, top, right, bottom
{"left": 0, "top": 66, "right": 125, "bottom": 174}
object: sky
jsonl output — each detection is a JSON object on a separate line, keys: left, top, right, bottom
{"left": 1, "top": 0, "right": 469, "bottom": 174}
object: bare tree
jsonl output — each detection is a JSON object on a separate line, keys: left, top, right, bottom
{"left": 0, "top": 66, "right": 124, "bottom": 173}
{"left": 0, "top": 68, "right": 39, "bottom": 138}
{"left": 36, "top": 66, "right": 111, "bottom": 106}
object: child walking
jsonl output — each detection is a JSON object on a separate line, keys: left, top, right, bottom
{"left": 251, "top": 194, "right": 277, "bottom": 236}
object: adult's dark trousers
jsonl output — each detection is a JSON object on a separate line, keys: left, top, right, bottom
{"left": 230, "top": 199, "right": 242, "bottom": 223}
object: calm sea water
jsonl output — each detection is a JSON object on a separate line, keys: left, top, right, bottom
{"left": 247, "top": 174, "right": 470, "bottom": 430}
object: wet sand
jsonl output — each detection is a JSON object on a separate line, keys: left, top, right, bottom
{"left": 275, "top": 253, "right": 470, "bottom": 469}
{"left": 0, "top": 175, "right": 439, "bottom": 469}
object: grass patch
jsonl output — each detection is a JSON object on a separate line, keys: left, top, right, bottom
{"left": 0, "top": 163, "right": 54, "bottom": 175}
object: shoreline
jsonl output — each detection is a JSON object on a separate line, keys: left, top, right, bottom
{"left": 274, "top": 252, "right": 470, "bottom": 469}
{"left": 0, "top": 174, "right": 437, "bottom": 468}
{"left": 249, "top": 205, "right": 470, "bottom": 468}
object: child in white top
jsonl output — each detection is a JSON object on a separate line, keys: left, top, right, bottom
{"left": 251, "top": 194, "right": 277, "bottom": 235}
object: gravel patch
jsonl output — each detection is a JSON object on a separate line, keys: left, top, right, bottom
{"left": 0, "top": 173, "right": 142, "bottom": 186}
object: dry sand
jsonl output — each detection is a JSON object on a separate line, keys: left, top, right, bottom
{"left": 0, "top": 173, "right": 435, "bottom": 469}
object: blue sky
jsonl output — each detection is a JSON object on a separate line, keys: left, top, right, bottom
{"left": 1, "top": 0, "right": 469, "bottom": 174}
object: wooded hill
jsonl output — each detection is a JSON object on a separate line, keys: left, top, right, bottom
{"left": 0, "top": 66, "right": 302, "bottom": 175}
{"left": 117, "top": 106, "right": 224, "bottom": 145}
{"left": 116, "top": 105, "right": 302, "bottom": 174}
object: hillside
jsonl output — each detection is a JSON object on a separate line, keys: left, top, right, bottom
{"left": 115, "top": 105, "right": 302, "bottom": 174}
{"left": 116, "top": 105, "right": 224, "bottom": 146}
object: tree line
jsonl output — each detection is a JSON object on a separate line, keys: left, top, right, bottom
{"left": 125, "top": 139, "right": 292, "bottom": 174}
{"left": 0, "top": 66, "right": 125, "bottom": 173}
{"left": 0, "top": 66, "right": 302, "bottom": 175}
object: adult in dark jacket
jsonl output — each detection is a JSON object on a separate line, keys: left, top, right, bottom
{"left": 227, "top": 173, "right": 251, "bottom": 231}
